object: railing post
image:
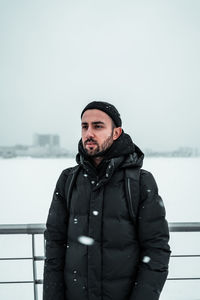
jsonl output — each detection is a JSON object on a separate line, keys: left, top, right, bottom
{"left": 32, "top": 234, "right": 38, "bottom": 300}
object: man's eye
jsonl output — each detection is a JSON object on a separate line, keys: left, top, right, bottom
{"left": 95, "top": 125, "right": 102, "bottom": 128}
{"left": 82, "top": 126, "right": 88, "bottom": 129}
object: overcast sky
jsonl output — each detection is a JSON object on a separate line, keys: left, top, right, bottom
{"left": 0, "top": 0, "right": 199, "bottom": 152}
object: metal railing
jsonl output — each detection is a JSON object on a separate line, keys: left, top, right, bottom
{"left": 168, "top": 222, "right": 200, "bottom": 281}
{"left": 0, "top": 224, "right": 45, "bottom": 300}
{"left": 0, "top": 222, "right": 200, "bottom": 300}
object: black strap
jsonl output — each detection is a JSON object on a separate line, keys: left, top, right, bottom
{"left": 124, "top": 167, "right": 141, "bottom": 223}
{"left": 65, "top": 165, "right": 81, "bottom": 209}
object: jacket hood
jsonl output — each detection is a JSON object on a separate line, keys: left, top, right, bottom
{"left": 76, "top": 130, "right": 144, "bottom": 169}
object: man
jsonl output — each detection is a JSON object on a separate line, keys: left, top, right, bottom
{"left": 43, "top": 101, "right": 171, "bottom": 300}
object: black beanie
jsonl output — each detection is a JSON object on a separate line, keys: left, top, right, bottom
{"left": 81, "top": 101, "right": 122, "bottom": 127}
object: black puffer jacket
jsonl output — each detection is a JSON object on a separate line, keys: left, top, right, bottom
{"left": 43, "top": 132, "right": 171, "bottom": 300}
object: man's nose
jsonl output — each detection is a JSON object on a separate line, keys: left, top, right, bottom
{"left": 86, "top": 126, "right": 95, "bottom": 138}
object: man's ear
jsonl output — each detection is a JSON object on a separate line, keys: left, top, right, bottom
{"left": 113, "top": 127, "right": 122, "bottom": 141}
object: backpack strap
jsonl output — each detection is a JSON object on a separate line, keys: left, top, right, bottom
{"left": 65, "top": 165, "right": 81, "bottom": 209}
{"left": 124, "top": 167, "right": 141, "bottom": 224}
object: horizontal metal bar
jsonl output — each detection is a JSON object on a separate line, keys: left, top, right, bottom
{"left": 0, "top": 224, "right": 45, "bottom": 234}
{"left": 169, "top": 222, "right": 200, "bottom": 232}
{"left": 0, "top": 254, "right": 193, "bottom": 263}
{"left": 167, "top": 277, "right": 200, "bottom": 280}
{"left": 0, "top": 281, "right": 34, "bottom": 284}
{"left": 0, "top": 257, "right": 32, "bottom": 261}
{"left": 0, "top": 222, "right": 200, "bottom": 234}
{"left": 35, "top": 256, "right": 45, "bottom": 261}
{"left": 171, "top": 255, "right": 200, "bottom": 258}
{"left": 0, "top": 280, "right": 43, "bottom": 285}
{"left": 0, "top": 256, "right": 45, "bottom": 261}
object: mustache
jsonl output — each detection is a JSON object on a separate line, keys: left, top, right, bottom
{"left": 84, "top": 138, "right": 98, "bottom": 145}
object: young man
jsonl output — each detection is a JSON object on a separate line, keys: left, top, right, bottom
{"left": 43, "top": 101, "right": 171, "bottom": 300}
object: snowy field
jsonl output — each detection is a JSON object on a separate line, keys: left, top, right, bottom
{"left": 0, "top": 157, "right": 200, "bottom": 300}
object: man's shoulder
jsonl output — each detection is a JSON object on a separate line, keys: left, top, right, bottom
{"left": 60, "top": 164, "right": 80, "bottom": 177}
{"left": 124, "top": 167, "right": 156, "bottom": 190}
{"left": 140, "top": 168, "right": 152, "bottom": 176}
{"left": 140, "top": 168, "right": 155, "bottom": 179}
{"left": 139, "top": 168, "right": 158, "bottom": 193}
{"left": 55, "top": 164, "right": 80, "bottom": 190}
{"left": 61, "top": 165, "right": 80, "bottom": 175}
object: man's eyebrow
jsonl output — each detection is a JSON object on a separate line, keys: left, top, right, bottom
{"left": 81, "top": 121, "right": 105, "bottom": 125}
{"left": 92, "top": 121, "right": 105, "bottom": 125}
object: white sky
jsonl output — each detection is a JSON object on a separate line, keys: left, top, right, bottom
{"left": 0, "top": 0, "right": 199, "bottom": 152}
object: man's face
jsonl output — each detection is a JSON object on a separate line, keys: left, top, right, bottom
{"left": 81, "top": 109, "right": 115, "bottom": 156}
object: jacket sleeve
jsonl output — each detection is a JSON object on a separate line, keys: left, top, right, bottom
{"left": 129, "top": 170, "right": 171, "bottom": 300}
{"left": 43, "top": 169, "right": 69, "bottom": 300}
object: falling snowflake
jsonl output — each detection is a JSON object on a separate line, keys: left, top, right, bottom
{"left": 142, "top": 256, "right": 151, "bottom": 263}
{"left": 78, "top": 235, "right": 95, "bottom": 246}
{"left": 92, "top": 210, "right": 99, "bottom": 216}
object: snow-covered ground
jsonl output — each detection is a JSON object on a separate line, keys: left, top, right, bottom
{"left": 0, "top": 157, "right": 200, "bottom": 300}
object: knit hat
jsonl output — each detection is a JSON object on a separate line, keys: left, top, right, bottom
{"left": 81, "top": 101, "right": 122, "bottom": 127}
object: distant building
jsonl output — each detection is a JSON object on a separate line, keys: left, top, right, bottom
{"left": 30, "top": 133, "right": 69, "bottom": 157}
{"left": 0, "top": 134, "right": 70, "bottom": 158}
{"left": 33, "top": 134, "right": 60, "bottom": 148}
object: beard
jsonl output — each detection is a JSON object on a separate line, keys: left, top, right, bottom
{"left": 83, "top": 134, "right": 114, "bottom": 157}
